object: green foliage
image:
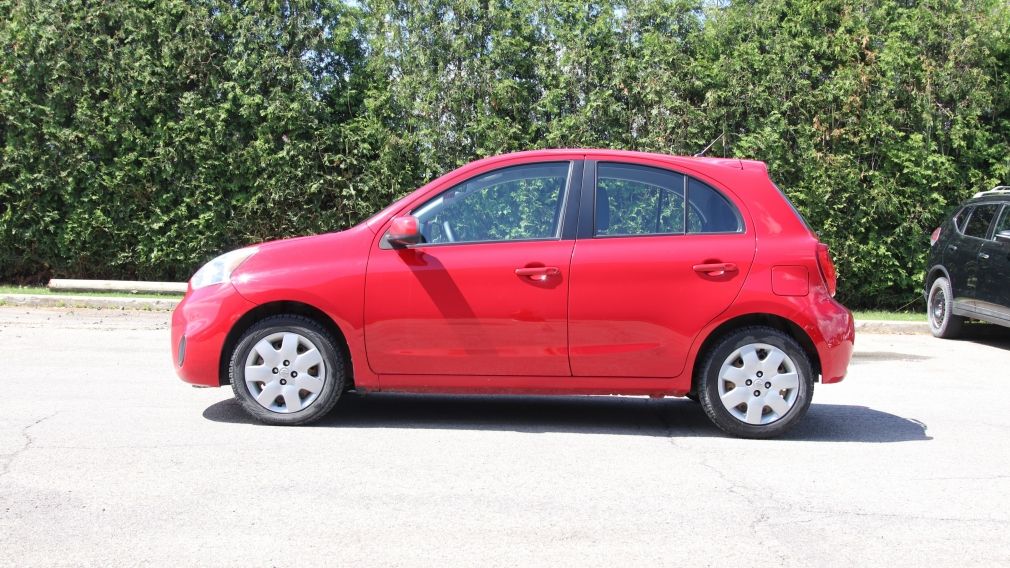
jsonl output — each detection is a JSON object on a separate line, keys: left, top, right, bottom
{"left": 2, "top": 0, "right": 1009, "bottom": 307}
{"left": 700, "top": 0, "right": 1010, "bottom": 307}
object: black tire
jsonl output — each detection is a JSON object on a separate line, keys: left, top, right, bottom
{"left": 229, "top": 315, "right": 346, "bottom": 426}
{"left": 697, "top": 326, "right": 814, "bottom": 439}
{"left": 685, "top": 392, "right": 700, "bottom": 403}
{"left": 928, "top": 276, "right": 964, "bottom": 339}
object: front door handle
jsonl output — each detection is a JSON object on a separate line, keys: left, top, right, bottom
{"left": 515, "top": 266, "right": 560, "bottom": 281}
{"left": 693, "top": 262, "right": 739, "bottom": 277}
{"left": 979, "top": 252, "right": 990, "bottom": 260}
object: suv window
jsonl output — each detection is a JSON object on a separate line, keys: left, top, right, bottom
{"left": 412, "top": 162, "right": 570, "bottom": 244}
{"left": 595, "top": 163, "right": 742, "bottom": 236}
{"left": 993, "top": 205, "right": 1010, "bottom": 240}
{"left": 953, "top": 207, "right": 972, "bottom": 232}
{"left": 964, "top": 204, "right": 1000, "bottom": 239}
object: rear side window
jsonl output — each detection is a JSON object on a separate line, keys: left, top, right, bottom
{"left": 596, "top": 163, "right": 686, "bottom": 236}
{"left": 595, "top": 163, "right": 742, "bottom": 236}
{"left": 964, "top": 204, "right": 999, "bottom": 239}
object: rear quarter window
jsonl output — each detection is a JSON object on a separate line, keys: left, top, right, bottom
{"left": 953, "top": 206, "right": 972, "bottom": 233}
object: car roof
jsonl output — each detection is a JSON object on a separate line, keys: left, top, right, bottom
{"left": 964, "top": 196, "right": 1010, "bottom": 207}
{"left": 967, "top": 187, "right": 1010, "bottom": 203}
{"left": 474, "top": 148, "right": 769, "bottom": 175}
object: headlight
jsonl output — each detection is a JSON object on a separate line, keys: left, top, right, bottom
{"left": 190, "top": 247, "right": 259, "bottom": 290}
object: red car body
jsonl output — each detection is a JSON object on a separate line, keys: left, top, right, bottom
{"left": 172, "top": 149, "right": 853, "bottom": 400}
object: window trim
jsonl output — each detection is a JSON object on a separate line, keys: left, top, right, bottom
{"left": 392, "top": 160, "right": 578, "bottom": 249}
{"left": 584, "top": 161, "right": 746, "bottom": 239}
{"left": 953, "top": 206, "right": 973, "bottom": 235}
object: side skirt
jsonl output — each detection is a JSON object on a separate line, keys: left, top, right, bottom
{"left": 375, "top": 374, "right": 689, "bottom": 397}
{"left": 952, "top": 300, "right": 1010, "bottom": 329}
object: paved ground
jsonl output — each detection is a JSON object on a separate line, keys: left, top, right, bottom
{"left": 1, "top": 307, "right": 1008, "bottom": 567}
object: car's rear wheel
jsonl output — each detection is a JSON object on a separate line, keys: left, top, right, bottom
{"left": 928, "top": 276, "right": 964, "bottom": 339}
{"left": 697, "top": 326, "right": 814, "bottom": 438}
{"left": 229, "top": 315, "right": 345, "bottom": 425}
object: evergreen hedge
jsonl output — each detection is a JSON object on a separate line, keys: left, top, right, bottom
{"left": 2, "top": 0, "right": 1008, "bottom": 308}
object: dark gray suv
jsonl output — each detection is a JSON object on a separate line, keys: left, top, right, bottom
{"left": 925, "top": 187, "right": 1010, "bottom": 337}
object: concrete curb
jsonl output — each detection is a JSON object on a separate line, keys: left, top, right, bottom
{"left": 1, "top": 293, "right": 932, "bottom": 333}
{"left": 855, "top": 319, "right": 930, "bottom": 335}
{"left": 0, "top": 293, "right": 180, "bottom": 311}
{"left": 48, "top": 278, "right": 187, "bottom": 294}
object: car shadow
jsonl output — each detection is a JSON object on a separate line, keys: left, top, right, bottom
{"left": 955, "top": 323, "right": 1010, "bottom": 351}
{"left": 203, "top": 393, "right": 931, "bottom": 443}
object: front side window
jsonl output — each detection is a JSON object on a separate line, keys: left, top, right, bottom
{"left": 964, "top": 204, "right": 999, "bottom": 239}
{"left": 992, "top": 205, "right": 1010, "bottom": 239}
{"left": 595, "top": 163, "right": 742, "bottom": 236}
{"left": 412, "top": 162, "right": 570, "bottom": 245}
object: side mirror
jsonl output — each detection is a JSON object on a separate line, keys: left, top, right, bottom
{"left": 997, "top": 229, "right": 1010, "bottom": 244}
{"left": 386, "top": 215, "right": 422, "bottom": 248}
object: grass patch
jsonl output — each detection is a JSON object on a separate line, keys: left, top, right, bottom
{"left": 853, "top": 310, "right": 926, "bottom": 322}
{"left": 0, "top": 285, "right": 183, "bottom": 300}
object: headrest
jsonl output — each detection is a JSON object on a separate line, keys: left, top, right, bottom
{"left": 596, "top": 187, "right": 610, "bottom": 232}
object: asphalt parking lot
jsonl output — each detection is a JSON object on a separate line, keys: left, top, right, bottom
{"left": 1, "top": 307, "right": 1008, "bottom": 567}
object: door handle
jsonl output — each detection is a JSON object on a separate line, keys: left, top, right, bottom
{"left": 693, "top": 262, "right": 739, "bottom": 277}
{"left": 948, "top": 244, "right": 958, "bottom": 252}
{"left": 979, "top": 252, "right": 990, "bottom": 260}
{"left": 515, "top": 266, "right": 560, "bottom": 281}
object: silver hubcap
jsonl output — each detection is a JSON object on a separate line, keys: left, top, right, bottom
{"left": 717, "top": 343, "right": 800, "bottom": 425}
{"left": 244, "top": 332, "right": 325, "bottom": 413}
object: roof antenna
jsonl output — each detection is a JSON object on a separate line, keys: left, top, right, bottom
{"left": 694, "top": 132, "right": 725, "bottom": 157}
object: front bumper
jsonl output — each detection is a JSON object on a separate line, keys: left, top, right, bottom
{"left": 171, "top": 282, "right": 257, "bottom": 386}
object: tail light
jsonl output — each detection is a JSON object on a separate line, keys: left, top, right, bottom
{"left": 816, "top": 243, "right": 837, "bottom": 297}
{"left": 930, "top": 227, "right": 942, "bottom": 247}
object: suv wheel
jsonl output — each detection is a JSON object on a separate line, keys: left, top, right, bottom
{"left": 698, "top": 326, "right": 814, "bottom": 439}
{"left": 230, "top": 315, "right": 346, "bottom": 425}
{"left": 928, "top": 276, "right": 964, "bottom": 339}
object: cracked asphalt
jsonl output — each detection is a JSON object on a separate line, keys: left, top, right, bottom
{"left": 1, "top": 306, "right": 1009, "bottom": 567}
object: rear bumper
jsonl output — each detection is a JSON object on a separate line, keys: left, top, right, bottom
{"left": 171, "top": 282, "right": 256, "bottom": 387}
{"left": 808, "top": 293, "right": 855, "bottom": 384}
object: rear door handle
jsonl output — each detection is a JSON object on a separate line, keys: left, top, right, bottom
{"left": 948, "top": 244, "right": 958, "bottom": 252}
{"left": 693, "top": 262, "right": 739, "bottom": 277}
{"left": 515, "top": 266, "right": 560, "bottom": 281}
{"left": 979, "top": 252, "right": 990, "bottom": 260}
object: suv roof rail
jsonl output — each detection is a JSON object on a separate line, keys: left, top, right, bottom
{"left": 972, "top": 185, "right": 1010, "bottom": 198}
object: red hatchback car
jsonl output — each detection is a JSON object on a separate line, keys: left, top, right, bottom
{"left": 172, "top": 149, "right": 854, "bottom": 438}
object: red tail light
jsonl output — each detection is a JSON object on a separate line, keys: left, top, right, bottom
{"left": 816, "top": 243, "right": 837, "bottom": 297}
{"left": 930, "top": 227, "right": 942, "bottom": 247}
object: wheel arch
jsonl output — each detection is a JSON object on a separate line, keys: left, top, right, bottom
{"left": 690, "top": 313, "right": 821, "bottom": 394}
{"left": 219, "top": 301, "right": 353, "bottom": 388}
{"left": 925, "top": 265, "right": 951, "bottom": 294}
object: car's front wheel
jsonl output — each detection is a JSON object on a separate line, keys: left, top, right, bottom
{"left": 697, "top": 326, "right": 814, "bottom": 438}
{"left": 928, "top": 276, "right": 964, "bottom": 339}
{"left": 229, "top": 315, "right": 346, "bottom": 425}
